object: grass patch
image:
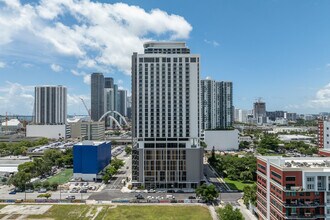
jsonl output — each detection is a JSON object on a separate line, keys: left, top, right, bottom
{"left": 102, "top": 205, "right": 211, "bottom": 220}
{"left": 48, "top": 169, "right": 73, "bottom": 184}
{"left": 0, "top": 205, "right": 6, "bottom": 210}
{"left": 224, "top": 178, "right": 254, "bottom": 191}
{"left": 26, "top": 205, "right": 211, "bottom": 220}
{"left": 28, "top": 205, "right": 91, "bottom": 220}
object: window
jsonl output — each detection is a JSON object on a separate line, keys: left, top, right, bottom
{"left": 307, "top": 177, "right": 314, "bottom": 182}
{"left": 307, "top": 184, "right": 314, "bottom": 190}
{"left": 286, "top": 177, "right": 296, "bottom": 181}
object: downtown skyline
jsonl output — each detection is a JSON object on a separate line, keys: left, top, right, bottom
{"left": 1, "top": 0, "right": 330, "bottom": 115}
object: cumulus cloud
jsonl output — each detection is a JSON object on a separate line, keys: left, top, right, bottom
{"left": 50, "top": 63, "right": 63, "bottom": 72}
{"left": 71, "top": 69, "right": 90, "bottom": 85}
{"left": 0, "top": 81, "right": 34, "bottom": 114}
{"left": 204, "top": 39, "right": 219, "bottom": 47}
{"left": 0, "top": 61, "right": 6, "bottom": 68}
{"left": 0, "top": 0, "right": 192, "bottom": 75}
{"left": 307, "top": 83, "right": 330, "bottom": 108}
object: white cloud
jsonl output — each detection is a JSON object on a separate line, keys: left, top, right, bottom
{"left": 22, "top": 63, "right": 33, "bottom": 68}
{"left": 204, "top": 39, "right": 219, "bottom": 47}
{"left": 83, "top": 75, "right": 91, "bottom": 85}
{"left": 0, "top": 81, "right": 34, "bottom": 115}
{"left": 67, "top": 94, "right": 91, "bottom": 115}
{"left": 307, "top": 83, "right": 330, "bottom": 108}
{"left": 0, "top": 61, "right": 6, "bottom": 68}
{"left": 71, "top": 69, "right": 90, "bottom": 85}
{"left": 50, "top": 63, "right": 63, "bottom": 72}
{"left": 0, "top": 1, "right": 192, "bottom": 75}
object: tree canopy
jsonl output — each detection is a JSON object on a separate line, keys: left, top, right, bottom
{"left": 195, "top": 184, "right": 219, "bottom": 202}
{"left": 217, "top": 204, "right": 244, "bottom": 220}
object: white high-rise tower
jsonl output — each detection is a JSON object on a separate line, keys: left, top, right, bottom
{"left": 131, "top": 42, "right": 203, "bottom": 189}
{"left": 34, "top": 85, "right": 67, "bottom": 125}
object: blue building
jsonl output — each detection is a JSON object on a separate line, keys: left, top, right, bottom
{"left": 73, "top": 141, "right": 111, "bottom": 181}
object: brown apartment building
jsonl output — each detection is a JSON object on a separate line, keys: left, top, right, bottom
{"left": 256, "top": 156, "right": 330, "bottom": 220}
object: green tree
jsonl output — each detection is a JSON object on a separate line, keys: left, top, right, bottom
{"left": 125, "top": 146, "right": 132, "bottom": 155}
{"left": 217, "top": 204, "right": 244, "bottom": 220}
{"left": 240, "top": 171, "right": 253, "bottom": 182}
{"left": 243, "top": 184, "right": 257, "bottom": 208}
{"left": 111, "top": 158, "right": 124, "bottom": 170}
{"left": 259, "top": 134, "right": 280, "bottom": 151}
{"left": 43, "top": 149, "right": 62, "bottom": 166}
{"left": 18, "top": 161, "right": 36, "bottom": 174}
{"left": 50, "top": 182, "right": 58, "bottom": 191}
{"left": 195, "top": 184, "right": 219, "bottom": 202}
{"left": 102, "top": 173, "right": 111, "bottom": 183}
{"left": 239, "top": 141, "right": 250, "bottom": 149}
{"left": 9, "top": 172, "right": 31, "bottom": 190}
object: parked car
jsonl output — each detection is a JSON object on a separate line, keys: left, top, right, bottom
{"left": 70, "top": 189, "right": 78, "bottom": 193}
{"left": 166, "top": 195, "right": 175, "bottom": 199}
{"left": 83, "top": 182, "right": 89, "bottom": 186}
{"left": 80, "top": 189, "right": 87, "bottom": 193}
{"left": 9, "top": 190, "right": 16, "bottom": 195}
{"left": 188, "top": 196, "right": 196, "bottom": 199}
{"left": 135, "top": 193, "right": 144, "bottom": 199}
{"left": 66, "top": 195, "right": 75, "bottom": 200}
{"left": 148, "top": 189, "right": 156, "bottom": 193}
{"left": 167, "top": 190, "right": 175, "bottom": 193}
{"left": 176, "top": 190, "right": 184, "bottom": 193}
{"left": 25, "top": 189, "right": 34, "bottom": 193}
{"left": 38, "top": 188, "right": 47, "bottom": 193}
{"left": 136, "top": 195, "right": 144, "bottom": 199}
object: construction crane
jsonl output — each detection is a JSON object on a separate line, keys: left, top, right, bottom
{"left": 80, "top": 98, "right": 91, "bottom": 119}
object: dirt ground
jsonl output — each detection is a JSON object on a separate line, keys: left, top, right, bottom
{"left": 0, "top": 205, "right": 52, "bottom": 215}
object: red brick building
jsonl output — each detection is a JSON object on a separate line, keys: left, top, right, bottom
{"left": 318, "top": 120, "right": 330, "bottom": 157}
{"left": 256, "top": 156, "right": 330, "bottom": 220}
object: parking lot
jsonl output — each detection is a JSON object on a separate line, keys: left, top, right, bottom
{"left": 0, "top": 181, "right": 103, "bottom": 200}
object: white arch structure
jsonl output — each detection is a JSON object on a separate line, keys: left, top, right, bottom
{"left": 98, "top": 111, "right": 128, "bottom": 127}
{"left": 105, "top": 115, "right": 122, "bottom": 130}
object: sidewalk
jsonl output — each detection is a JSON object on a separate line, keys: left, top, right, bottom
{"left": 236, "top": 199, "right": 257, "bottom": 220}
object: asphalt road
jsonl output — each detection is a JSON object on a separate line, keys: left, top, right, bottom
{"left": 204, "top": 164, "right": 231, "bottom": 192}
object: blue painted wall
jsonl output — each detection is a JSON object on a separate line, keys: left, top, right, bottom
{"left": 73, "top": 142, "right": 111, "bottom": 174}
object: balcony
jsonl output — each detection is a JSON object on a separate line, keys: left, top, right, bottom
{"left": 284, "top": 201, "right": 324, "bottom": 208}
{"left": 284, "top": 214, "right": 325, "bottom": 219}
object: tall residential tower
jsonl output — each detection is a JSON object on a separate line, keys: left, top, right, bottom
{"left": 34, "top": 85, "right": 67, "bottom": 125}
{"left": 91, "top": 73, "right": 105, "bottom": 121}
{"left": 201, "top": 79, "right": 233, "bottom": 130}
{"left": 131, "top": 42, "right": 203, "bottom": 189}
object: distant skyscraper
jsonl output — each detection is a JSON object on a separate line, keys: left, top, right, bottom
{"left": 201, "top": 79, "right": 233, "bottom": 130}
{"left": 131, "top": 41, "right": 203, "bottom": 189}
{"left": 104, "top": 77, "right": 114, "bottom": 89}
{"left": 117, "top": 89, "right": 127, "bottom": 117}
{"left": 34, "top": 85, "right": 67, "bottom": 125}
{"left": 253, "top": 99, "right": 266, "bottom": 124}
{"left": 91, "top": 73, "right": 105, "bottom": 121}
{"left": 127, "top": 96, "right": 132, "bottom": 119}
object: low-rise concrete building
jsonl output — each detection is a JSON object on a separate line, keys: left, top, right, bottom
{"left": 204, "top": 129, "right": 239, "bottom": 151}
{"left": 26, "top": 124, "right": 67, "bottom": 139}
{"left": 70, "top": 121, "right": 105, "bottom": 140}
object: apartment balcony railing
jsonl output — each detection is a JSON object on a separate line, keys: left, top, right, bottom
{"left": 284, "top": 214, "right": 324, "bottom": 219}
{"left": 284, "top": 202, "right": 324, "bottom": 208}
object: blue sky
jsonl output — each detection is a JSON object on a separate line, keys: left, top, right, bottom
{"left": 0, "top": 0, "right": 330, "bottom": 115}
